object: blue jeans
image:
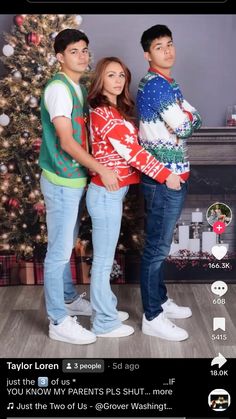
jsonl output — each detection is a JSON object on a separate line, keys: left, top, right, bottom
{"left": 40, "top": 175, "right": 84, "bottom": 324}
{"left": 86, "top": 182, "right": 128, "bottom": 334}
{"left": 140, "top": 174, "right": 188, "bottom": 321}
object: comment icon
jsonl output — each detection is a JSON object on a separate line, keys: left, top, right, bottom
{"left": 211, "top": 280, "right": 228, "bottom": 297}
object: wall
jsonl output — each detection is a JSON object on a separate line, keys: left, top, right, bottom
{"left": 0, "top": 14, "right": 236, "bottom": 126}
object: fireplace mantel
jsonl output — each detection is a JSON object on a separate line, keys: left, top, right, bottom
{"left": 187, "top": 127, "right": 236, "bottom": 165}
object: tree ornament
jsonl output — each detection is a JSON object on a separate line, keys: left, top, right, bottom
{"left": 47, "top": 54, "right": 57, "bottom": 66}
{"left": 22, "top": 130, "right": 30, "bottom": 139}
{"left": 0, "top": 113, "right": 10, "bottom": 126}
{"left": 14, "top": 15, "right": 25, "bottom": 27}
{"left": 0, "top": 163, "right": 8, "bottom": 174}
{"left": 2, "top": 44, "right": 14, "bottom": 57}
{"left": 49, "top": 32, "right": 58, "bottom": 40}
{"left": 26, "top": 32, "right": 42, "bottom": 46}
{"left": 8, "top": 198, "right": 20, "bottom": 209}
{"left": 34, "top": 202, "right": 45, "bottom": 216}
{"left": 34, "top": 64, "right": 43, "bottom": 74}
{"left": 12, "top": 70, "right": 22, "bottom": 81}
{"left": 28, "top": 96, "right": 38, "bottom": 108}
{"left": 75, "top": 15, "right": 83, "bottom": 26}
{"left": 32, "top": 138, "right": 42, "bottom": 152}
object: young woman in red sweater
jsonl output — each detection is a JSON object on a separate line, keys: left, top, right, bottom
{"left": 86, "top": 57, "right": 171, "bottom": 338}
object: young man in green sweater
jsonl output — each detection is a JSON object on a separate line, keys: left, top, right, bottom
{"left": 39, "top": 29, "right": 119, "bottom": 345}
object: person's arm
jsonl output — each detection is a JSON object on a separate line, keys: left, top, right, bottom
{"left": 107, "top": 121, "right": 183, "bottom": 189}
{"left": 149, "top": 78, "right": 195, "bottom": 139}
{"left": 52, "top": 117, "right": 120, "bottom": 191}
{"left": 180, "top": 98, "right": 202, "bottom": 130}
{"left": 92, "top": 111, "right": 175, "bottom": 184}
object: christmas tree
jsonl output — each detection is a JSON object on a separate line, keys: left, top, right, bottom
{"left": 0, "top": 14, "right": 85, "bottom": 260}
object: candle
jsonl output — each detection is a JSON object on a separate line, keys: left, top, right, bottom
{"left": 192, "top": 208, "right": 203, "bottom": 223}
{"left": 202, "top": 231, "right": 217, "bottom": 253}
{"left": 178, "top": 225, "right": 189, "bottom": 250}
{"left": 189, "top": 238, "right": 200, "bottom": 253}
{"left": 169, "top": 242, "right": 180, "bottom": 256}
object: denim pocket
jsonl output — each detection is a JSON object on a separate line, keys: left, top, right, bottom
{"left": 165, "top": 184, "right": 182, "bottom": 192}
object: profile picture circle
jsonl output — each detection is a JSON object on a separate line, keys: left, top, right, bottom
{"left": 208, "top": 388, "right": 231, "bottom": 411}
{"left": 206, "top": 202, "right": 232, "bottom": 227}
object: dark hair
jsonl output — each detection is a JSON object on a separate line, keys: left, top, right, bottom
{"left": 54, "top": 29, "right": 89, "bottom": 54}
{"left": 88, "top": 57, "right": 134, "bottom": 121}
{"left": 141, "top": 24, "right": 172, "bottom": 52}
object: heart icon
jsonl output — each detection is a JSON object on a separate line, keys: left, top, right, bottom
{"left": 211, "top": 245, "right": 228, "bottom": 260}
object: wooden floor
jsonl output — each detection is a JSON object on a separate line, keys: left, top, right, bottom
{"left": 0, "top": 283, "right": 235, "bottom": 358}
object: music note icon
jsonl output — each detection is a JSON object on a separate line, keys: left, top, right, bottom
{"left": 7, "top": 402, "right": 14, "bottom": 409}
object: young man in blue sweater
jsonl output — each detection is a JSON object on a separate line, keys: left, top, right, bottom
{"left": 136, "top": 24, "right": 202, "bottom": 341}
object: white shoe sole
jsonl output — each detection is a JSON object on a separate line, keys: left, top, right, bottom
{"left": 49, "top": 332, "right": 96, "bottom": 345}
{"left": 96, "top": 326, "right": 134, "bottom": 338}
{"left": 165, "top": 311, "right": 192, "bottom": 319}
{"left": 142, "top": 325, "right": 189, "bottom": 341}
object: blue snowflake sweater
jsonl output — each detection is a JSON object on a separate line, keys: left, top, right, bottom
{"left": 136, "top": 67, "right": 202, "bottom": 181}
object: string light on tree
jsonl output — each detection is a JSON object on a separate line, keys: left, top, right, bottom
{"left": 12, "top": 70, "right": 22, "bottom": 81}
{"left": 28, "top": 96, "right": 38, "bottom": 107}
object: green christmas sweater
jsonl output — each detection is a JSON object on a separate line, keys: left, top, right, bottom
{"left": 39, "top": 72, "right": 88, "bottom": 188}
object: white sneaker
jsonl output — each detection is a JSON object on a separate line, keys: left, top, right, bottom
{"left": 118, "top": 311, "right": 129, "bottom": 322}
{"left": 162, "top": 298, "right": 192, "bottom": 319}
{"left": 49, "top": 316, "right": 96, "bottom": 345}
{"left": 65, "top": 292, "right": 92, "bottom": 316}
{"left": 96, "top": 324, "right": 134, "bottom": 338}
{"left": 142, "top": 312, "right": 188, "bottom": 341}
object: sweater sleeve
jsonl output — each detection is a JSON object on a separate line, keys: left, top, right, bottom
{"left": 148, "top": 78, "right": 194, "bottom": 139}
{"left": 95, "top": 110, "right": 171, "bottom": 183}
{"left": 181, "top": 98, "right": 202, "bottom": 130}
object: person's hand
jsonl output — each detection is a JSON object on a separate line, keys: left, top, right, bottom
{"left": 164, "top": 121, "right": 174, "bottom": 134}
{"left": 100, "top": 168, "right": 120, "bottom": 191}
{"left": 165, "top": 173, "right": 185, "bottom": 190}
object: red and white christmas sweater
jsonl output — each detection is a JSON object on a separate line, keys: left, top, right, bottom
{"left": 89, "top": 106, "right": 171, "bottom": 187}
